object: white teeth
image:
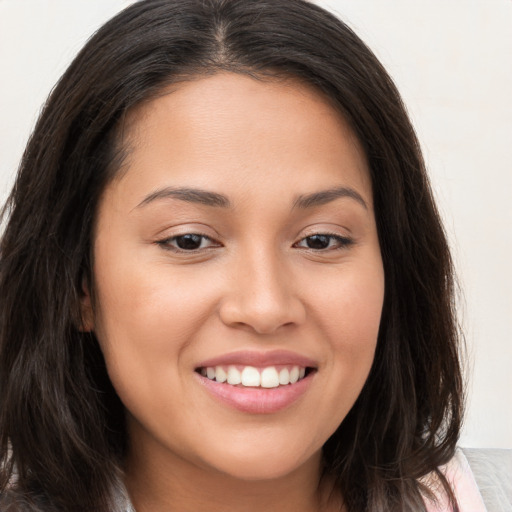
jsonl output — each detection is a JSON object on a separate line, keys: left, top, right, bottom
{"left": 202, "top": 364, "right": 309, "bottom": 387}
{"left": 241, "top": 366, "right": 260, "bottom": 386}
{"left": 289, "top": 366, "right": 300, "bottom": 384}
{"left": 227, "top": 366, "right": 242, "bottom": 385}
{"left": 278, "top": 368, "right": 290, "bottom": 385}
{"left": 215, "top": 366, "right": 227, "bottom": 383}
{"left": 261, "top": 367, "right": 280, "bottom": 388}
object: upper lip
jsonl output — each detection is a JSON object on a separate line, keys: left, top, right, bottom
{"left": 196, "top": 350, "right": 317, "bottom": 369}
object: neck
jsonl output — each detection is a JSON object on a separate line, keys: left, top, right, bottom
{"left": 124, "top": 441, "right": 341, "bottom": 512}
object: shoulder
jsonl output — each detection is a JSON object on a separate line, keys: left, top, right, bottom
{"left": 0, "top": 492, "right": 22, "bottom": 512}
{"left": 0, "top": 493, "right": 33, "bottom": 512}
{"left": 1, "top": 478, "right": 131, "bottom": 512}
{"left": 0, "top": 489, "right": 54, "bottom": 512}
{"left": 423, "top": 449, "right": 487, "bottom": 512}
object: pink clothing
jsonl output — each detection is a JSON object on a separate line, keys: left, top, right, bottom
{"left": 424, "top": 450, "right": 487, "bottom": 512}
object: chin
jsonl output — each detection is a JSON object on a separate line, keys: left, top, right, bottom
{"left": 217, "top": 461, "right": 305, "bottom": 482}
{"left": 202, "top": 442, "right": 320, "bottom": 482}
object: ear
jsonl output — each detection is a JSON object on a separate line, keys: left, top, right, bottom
{"left": 78, "top": 277, "right": 95, "bottom": 332}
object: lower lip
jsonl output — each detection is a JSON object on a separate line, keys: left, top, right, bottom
{"left": 196, "top": 372, "right": 314, "bottom": 414}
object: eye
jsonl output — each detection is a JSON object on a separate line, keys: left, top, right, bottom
{"left": 157, "top": 233, "right": 219, "bottom": 252}
{"left": 294, "top": 234, "right": 353, "bottom": 251}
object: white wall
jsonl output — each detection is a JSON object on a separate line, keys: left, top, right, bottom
{"left": 1, "top": 0, "right": 511, "bottom": 448}
{"left": 320, "top": 0, "right": 512, "bottom": 449}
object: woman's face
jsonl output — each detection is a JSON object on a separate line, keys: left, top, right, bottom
{"left": 85, "top": 73, "right": 384, "bottom": 481}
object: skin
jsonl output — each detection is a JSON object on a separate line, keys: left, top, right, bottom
{"left": 82, "top": 72, "right": 385, "bottom": 512}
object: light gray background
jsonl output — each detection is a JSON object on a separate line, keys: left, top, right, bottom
{"left": 0, "top": 0, "right": 510, "bottom": 448}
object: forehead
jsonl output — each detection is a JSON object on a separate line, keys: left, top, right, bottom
{"left": 107, "top": 72, "right": 372, "bottom": 209}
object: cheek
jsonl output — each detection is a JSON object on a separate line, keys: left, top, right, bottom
{"left": 288, "top": 260, "right": 384, "bottom": 450}
{"left": 91, "top": 268, "right": 206, "bottom": 426}
{"left": 91, "top": 253, "right": 230, "bottom": 415}
{"left": 311, "top": 259, "right": 384, "bottom": 383}
{"left": 93, "top": 254, "right": 218, "bottom": 348}
{"left": 314, "top": 258, "right": 384, "bottom": 336}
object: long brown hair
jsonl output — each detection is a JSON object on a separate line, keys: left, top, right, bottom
{"left": 0, "top": 1, "right": 463, "bottom": 510}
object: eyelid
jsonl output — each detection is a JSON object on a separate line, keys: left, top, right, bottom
{"left": 296, "top": 220, "right": 353, "bottom": 236}
{"left": 156, "top": 233, "right": 222, "bottom": 253}
{"left": 294, "top": 233, "right": 354, "bottom": 250}
{"left": 153, "top": 224, "right": 354, "bottom": 254}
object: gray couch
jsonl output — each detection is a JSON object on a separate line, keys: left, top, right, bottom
{"left": 462, "top": 448, "right": 512, "bottom": 512}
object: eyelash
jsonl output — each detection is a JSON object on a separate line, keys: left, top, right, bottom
{"left": 156, "top": 232, "right": 354, "bottom": 253}
{"left": 156, "top": 233, "right": 219, "bottom": 252}
{"left": 293, "top": 233, "right": 354, "bottom": 251}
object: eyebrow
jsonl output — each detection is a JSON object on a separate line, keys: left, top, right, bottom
{"left": 293, "top": 186, "right": 368, "bottom": 210}
{"left": 135, "top": 185, "right": 367, "bottom": 211}
{"left": 136, "top": 187, "right": 232, "bottom": 209}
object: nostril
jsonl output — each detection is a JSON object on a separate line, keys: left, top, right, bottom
{"left": 218, "top": 300, "right": 306, "bottom": 335}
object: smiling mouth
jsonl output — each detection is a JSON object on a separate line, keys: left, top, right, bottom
{"left": 196, "top": 365, "right": 315, "bottom": 388}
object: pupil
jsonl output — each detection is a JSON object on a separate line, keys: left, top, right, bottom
{"left": 177, "top": 234, "right": 202, "bottom": 250}
{"left": 307, "top": 235, "right": 329, "bottom": 249}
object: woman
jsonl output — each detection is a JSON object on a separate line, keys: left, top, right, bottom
{"left": 0, "top": 1, "right": 468, "bottom": 510}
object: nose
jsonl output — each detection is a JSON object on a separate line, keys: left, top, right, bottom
{"left": 218, "top": 248, "right": 306, "bottom": 334}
